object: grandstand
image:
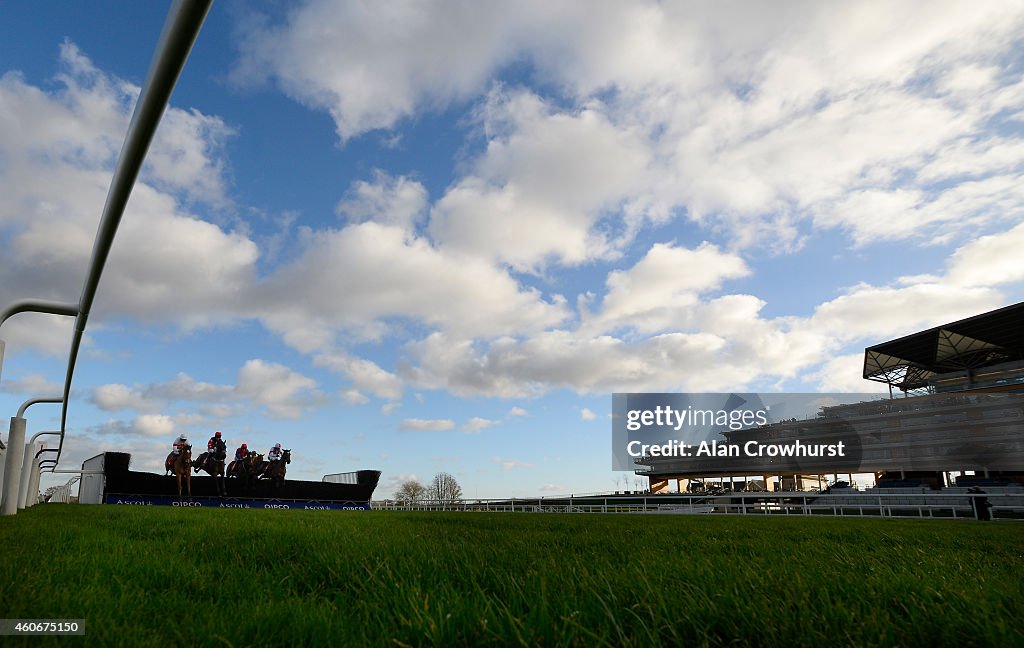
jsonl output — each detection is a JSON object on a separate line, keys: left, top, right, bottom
{"left": 635, "top": 302, "right": 1024, "bottom": 494}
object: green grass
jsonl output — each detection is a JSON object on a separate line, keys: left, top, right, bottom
{"left": 1, "top": 506, "right": 1022, "bottom": 647}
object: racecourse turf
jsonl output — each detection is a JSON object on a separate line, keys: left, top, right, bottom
{"left": 0, "top": 505, "right": 1021, "bottom": 647}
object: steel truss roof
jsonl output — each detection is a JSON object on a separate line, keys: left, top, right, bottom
{"left": 863, "top": 301, "right": 1024, "bottom": 392}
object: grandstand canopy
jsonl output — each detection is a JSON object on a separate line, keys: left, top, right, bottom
{"left": 863, "top": 301, "right": 1024, "bottom": 392}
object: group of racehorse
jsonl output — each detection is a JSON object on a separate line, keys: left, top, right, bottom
{"left": 166, "top": 445, "right": 291, "bottom": 499}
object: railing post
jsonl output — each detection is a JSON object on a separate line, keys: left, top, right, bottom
{"left": 17, "top": 441, "right": 35, "bottom": 509}
{"left": 26, "top": 456, "right": 42, "bottom": 507}
{"left": 1, "top": 417, "right": 27, "bottom": 515}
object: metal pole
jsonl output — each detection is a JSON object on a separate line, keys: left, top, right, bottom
{"left": 3, "top": 397, "right": 61, "bottom": 515}
{"left": 1, "top": 417, "right": 27, "bottom": 515}
{"left": 26, "top": 457, "right": 42, "bottom": 507}
{"left": 17, "top": 445, "right": 35, "bottom": 509}
{"left": 0, "top": 302, "right": 79, "bottom": 388}
{"left": 18, "top": 431, "right": 59, "bottom": 509}
{"left": 55, "top": 0, "right": 213, "bottom": 468}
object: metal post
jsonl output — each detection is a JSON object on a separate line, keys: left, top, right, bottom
{"left": 17, "top": 444, "right": 34, "bottom": 509}
{"left": 19, "top": 432, "right": 59, "bottom": 508}
{"left": 26, "top": 457, "right": 42, "bottom": 507}
{"left": 1, "top": 417, "right": 26, "bottom": 515}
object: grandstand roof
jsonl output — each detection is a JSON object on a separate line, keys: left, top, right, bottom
{"left": 863, "top": 301, "right": 1024, "bottom": 392}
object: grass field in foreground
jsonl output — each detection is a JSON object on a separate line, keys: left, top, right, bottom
{"left": 1, "top": 506, "right": 1021, "bottom": 647}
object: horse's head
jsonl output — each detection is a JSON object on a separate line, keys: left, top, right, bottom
{"left": 283, "top": 449, "right": 291, "bottom": 464}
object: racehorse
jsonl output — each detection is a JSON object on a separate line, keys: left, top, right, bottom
{"left": 262, "top": 449, "right": 291, "bottom": 489}
{"left": 227, "top": 451, "right": 260, "bottom": 490}
{"left": 165, "top": 444, "right": 192, "bottom": 500}
{"left": 193, "top": 451, "right": 227, "bottom": 496}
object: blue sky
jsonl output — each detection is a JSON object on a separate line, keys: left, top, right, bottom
{"left": 2, "top": 1, "right": 1023, "bottom": 498}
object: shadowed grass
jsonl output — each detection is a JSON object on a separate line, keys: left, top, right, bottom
{"left": 1, "top": 506, "right": 1021, "bottom": 646}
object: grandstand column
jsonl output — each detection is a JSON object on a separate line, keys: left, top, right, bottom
{"left": 1, "top": 417, "right": 26, "bottom": 515}
{"left": 677, "top": 478, "right": 688, "bottom": 493}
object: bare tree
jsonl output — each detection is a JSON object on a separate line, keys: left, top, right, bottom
{"left": 632, "top": 476, "right": 646, "bottom": 492}
{"left": 430, "top": 472, "right": 463, "bottom": 504}
{"left": 394, "top": 479, "right": 427, "bottom": 504}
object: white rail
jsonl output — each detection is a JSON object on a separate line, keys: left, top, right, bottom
{"left": 374, "top": 491, "right": 1023, "bottom": 520}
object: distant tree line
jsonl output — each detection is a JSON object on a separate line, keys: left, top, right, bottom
{"left": 394, "top": 472, "right": 462, "bottom": 504}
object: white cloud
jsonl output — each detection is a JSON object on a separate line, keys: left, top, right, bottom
{"left": 1, "top": 373, "right": 65, "bottom": 396}
{"left": 234, "top": 1, "right": 539, "bottom": 140}
{"left": 461, "top": 417, "right": 498, "bottom": 433}
{"left": 399, "top": 418, "right": 454, "bottom": 431}
{"left": 258, "top": 221, "right": 569, "bottom": 349}
{"left": 507, "top": 407, "right": 528, "bottom": 418}
{"left": 149, "top": 373, "right": 235, "bottom": 402}
{"left": 0, "top": 42, "right": 255, "bottom": 351}
{"left": 404, "top": 329, "right": 741, "bottom": 396}
{"left": 336, "top": 171, "right": 427, "bottom": 233}
{"left": 807, "top": 354, "right": 890, "bottom": 394}
{"left": 592, "top": 242, "right": 750, "bottom": 333}
{"left": 44, "top": 431, "right": 173, "bottom": 477}
{"left": 146, "top": 101, "right": 234, "bottom": 206}
{"left": 90, "top": 361, "right": 321, "bottom": 421}
{"left": 236, "top": 359, "right": 320, "bottom": 419}
{"left": 132, "top": 414, "right": 175, "bottom": 437}
{"left": 400, "top": 222, "right": 1024, "bottom": 399}
{"left": 497, "top": 458, "right": 535, "bottom": 470}
{"left": 945, "top": 221, "right": 1024, "bottom": 288}
{"left": 235, "top": 0, "right": 1024, "bottom": 257}
{"left": 383, "top": 473, "right": 422, "bottom": 496}
{"left": 810, "top": 283, "right": 1003, "bottom": 342}
{"left": 430, "top": 90, "right": 653, "bottom": 270}
{"left": 92, "top": 384, "right": 151, "bottom": 412}
{"left": 315, "top": 350, "right": 403, "bottom": 401}
{"left": 340, "top": 389, "right": 369, "bottom": 405}
{"left": 7, "top": 10, "right": 1024, "bottom": 441}
{"left": 579, "top": 408, "right": 597, "bottom": 421}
